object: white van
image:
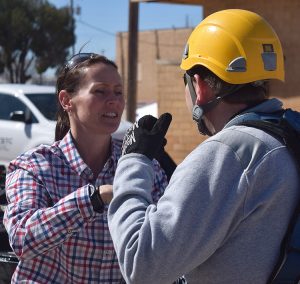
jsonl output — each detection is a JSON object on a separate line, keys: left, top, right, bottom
{"left": 0, "top": 84, "right": 57, "bottom": 170}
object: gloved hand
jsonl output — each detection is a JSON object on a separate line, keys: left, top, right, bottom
{"left": 122, "top": 112, "right": 172, "bottom": 160}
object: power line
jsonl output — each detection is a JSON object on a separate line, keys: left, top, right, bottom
{"left": 77, "top": 19, "right": 116, "bottom": 37}
{"left": 77, "top": 19, "right": 193, "bottom": 47}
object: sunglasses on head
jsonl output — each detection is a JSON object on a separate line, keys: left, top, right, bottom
{"left": 64, "top": 53, "right": 98, "bottom": 72}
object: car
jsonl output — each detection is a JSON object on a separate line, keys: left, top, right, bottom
{"left": 0, "top": 84, "right": 57, "bottom": 171}
{"left": 0, "top": 83, "right": 132, "bottom": 283}
{"left": 0, "top": 84, "right": 58, "bottom": 268}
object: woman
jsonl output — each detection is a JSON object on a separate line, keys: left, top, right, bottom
{"left": 4, "top": 53, "right": 168, "bottom": 283}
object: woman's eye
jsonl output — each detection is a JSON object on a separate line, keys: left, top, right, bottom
{"left": 115, "top": 91, "right": 123, "bottom": 96}
{"left": 95, "top": 89, "right": 105, "bottom": 94}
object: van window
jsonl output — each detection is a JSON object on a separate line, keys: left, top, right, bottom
{"left": 25, "top": 93, "right": 57, "bottom": 121}
{"left": 0, "top": 93, "right": 37, "bottom": 122}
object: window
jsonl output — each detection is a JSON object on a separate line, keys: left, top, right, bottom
{"left": 25, "top": 93, "right": 57, "bottom": 121}
{"left": 0, "top": 93, "right": 37, "bottom": 122}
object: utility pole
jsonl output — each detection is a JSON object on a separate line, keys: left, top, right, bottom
{"left": 70, "top": 0, "right": 75, "bottom": 55}
{"left": 126, "top": 1, "right": 139, "bottom": 123}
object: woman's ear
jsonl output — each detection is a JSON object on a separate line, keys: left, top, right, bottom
{"left": 193, "top": 74, "right": 214, "bottom": 105}
{"left": 59, "top": 90, "right": 72, "bottom": 112}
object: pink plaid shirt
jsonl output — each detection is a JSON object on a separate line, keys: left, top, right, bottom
{"left": 4, "top": 132, "right": 168, "bottom": 283}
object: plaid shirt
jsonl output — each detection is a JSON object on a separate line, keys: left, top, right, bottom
{"left": 4, "top": 132, "right": 168, "bottom": 283}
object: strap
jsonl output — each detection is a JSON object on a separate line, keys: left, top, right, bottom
{"left": 238, "top": 119, "right": 300, "bottom": 284}
{"left": 239, "top": 120, "right": 300, "bottom": 170}
{"left": 270, "top": 216, "right": 300, "bottom": 284}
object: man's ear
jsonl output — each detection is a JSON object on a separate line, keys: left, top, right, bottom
{"left": 59, "top": 90, "right": 72, "bottom": 112}
{"left": 193, "top": 74, "right": 213, "bottom": 105}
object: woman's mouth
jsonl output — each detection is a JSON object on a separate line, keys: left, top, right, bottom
{"left": 103, "top": 112, "right": 118, "bottom": 118}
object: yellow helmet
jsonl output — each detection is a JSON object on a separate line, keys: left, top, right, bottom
{"left": 180, "top": 9, "right": 285, "bottom": 84}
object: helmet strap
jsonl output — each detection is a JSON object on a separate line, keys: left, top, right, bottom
{"left": 186, "top": 72, "right": 221, "bottom": 136}
{"left": 185, "top": 72, "right": 244, "bottom": 136}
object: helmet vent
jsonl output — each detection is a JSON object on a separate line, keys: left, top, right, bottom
{"left": 182, "top": 43, "right": 189, "bottom": 59}
{"left": 261, "top": 52, "right": 277, "bottom": 71}
{"left": 226, "top": 57, "right": 246, "bottom": 72}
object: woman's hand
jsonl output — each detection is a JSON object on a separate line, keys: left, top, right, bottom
{"left": 99, "top": 185, "right": 113, "bottom": 204}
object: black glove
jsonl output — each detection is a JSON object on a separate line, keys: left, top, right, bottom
{"left": 122, "top": 113, "right": 172, "bottom": 160}
{"left": 155, "top": 149, "right": 177, "bottom": 181}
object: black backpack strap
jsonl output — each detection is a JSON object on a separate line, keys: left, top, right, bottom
{"left": 270, "top": 215, "right": 300, "bottom": 284}
{"left": 238, "top": 119, "right": 300, "bottom": 284}
{"left": 239, "top": 119, "right": 300, "bottom": 169}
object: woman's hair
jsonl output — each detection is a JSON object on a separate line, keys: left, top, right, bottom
{"left": 189, "top": 65, "right": 269, "bottom": 106}
{"left": 55, "top": 54, "right": 118, "bottom": 141}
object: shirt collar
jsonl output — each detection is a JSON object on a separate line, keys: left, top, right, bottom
{"left": 58, "top": 131, "right": 121, "bottom": 180}
{"left": 59, "top": 131, "right": 89, "bottom": 177}
{"left": 243, "top": 98, "right": 283, "bottom": 113}
{"left": 224, "top": 98, "right": 284, "bottom": 129}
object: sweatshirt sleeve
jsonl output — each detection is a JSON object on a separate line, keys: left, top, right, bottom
{"left": 108, "top": 142, "right": 248, "bottom": 284}
{"left": 4, "top": 166, "right": 95, "bottom": 260}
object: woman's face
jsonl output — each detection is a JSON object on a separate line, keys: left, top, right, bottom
{"left": 69, "top": 62, "right": 125, "bottom": 136}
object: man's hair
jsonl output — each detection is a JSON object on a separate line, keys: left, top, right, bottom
{"left": 189, "top": 65, "right": 269, "bottom": 106}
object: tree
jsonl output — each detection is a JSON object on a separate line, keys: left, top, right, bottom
{"left": 0, "top": 0, "right": 75, "bottom": 83}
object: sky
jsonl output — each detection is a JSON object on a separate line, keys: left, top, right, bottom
{"left": 48, "top": 0, "right": 203, "bottom": 61}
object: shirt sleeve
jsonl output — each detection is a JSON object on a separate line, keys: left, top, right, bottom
{"left": 3, "top": 166, "right": 95, "bottom": 260}
{"left": 151, "top": 159, "right": 169, "bottom": 203}
{"left": 108, "top": 141, "right": 248, "bottom": 284}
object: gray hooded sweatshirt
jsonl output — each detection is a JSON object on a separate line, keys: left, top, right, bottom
{"left": 108, "top": 98, "right": 300, "bottom": 284}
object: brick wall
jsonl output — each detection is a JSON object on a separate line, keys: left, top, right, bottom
{"left": 156, "top": 64, "right": 206, "bottom": 164}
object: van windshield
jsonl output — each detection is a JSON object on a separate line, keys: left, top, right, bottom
{"left": 25, "top": 93, "right": 57, "bottom": 121}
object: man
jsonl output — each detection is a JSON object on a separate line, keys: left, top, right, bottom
{"left": 108, "top": 9, "right": 299, "bottom": 284}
